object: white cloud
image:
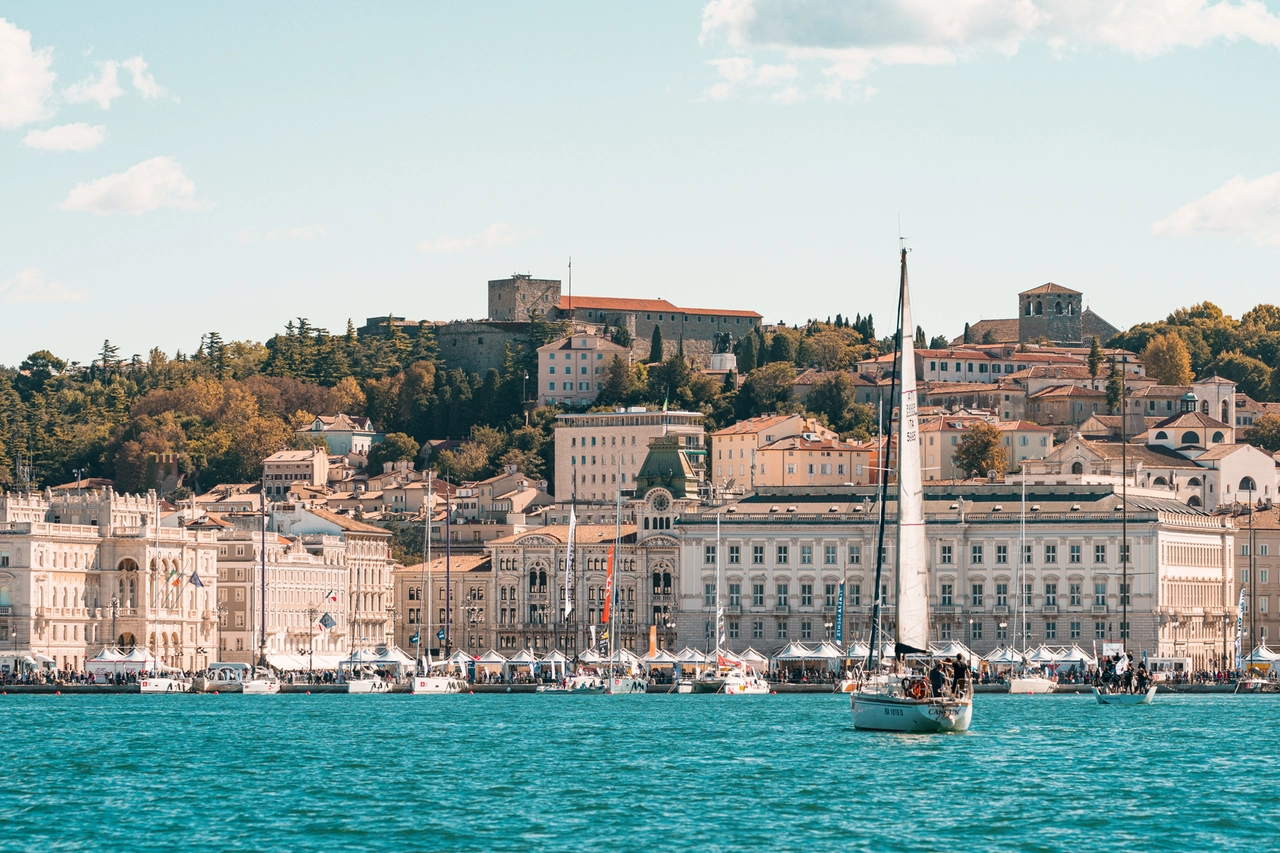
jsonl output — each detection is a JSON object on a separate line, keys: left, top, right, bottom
{"left": 23, "top": 122, "right": 105, "bottom": 151}
{"left": 0, "top": 268, "right": 87, "bottom": 304}
{"left": 64, "top": 55, "right": 172, "bottom": 108}
{"left": 701, "top": 0, "right": 1280, "bottom": 100}
{"left": 120, "top": 56, "right": 173, "bottom": 100}
{"left": 705, "top": 56, "right": 800, "bottom": 99}
{"left": 59, "top": 156, "right": 207, "bottom": 215}
{"left": 0, "top": 18, "right": 56, "bottom": 128}
{"left": 417, "top": 223, "right": 533, "bottom": 253}
{"left": 64, "top": 60, "right": 123, "bottom": 108}
{"left": 1153, "top": 171, "right": 1280, "bottom": 246}
{"left": 237, "top": 225, "right": 328, "bottom": 244}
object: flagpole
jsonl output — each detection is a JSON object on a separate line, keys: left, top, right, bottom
{"left": 418, "top": 470, "right": 432, "bottom": 674}
{"left": 445, "top": 482, "right": 453, "bottom": 658}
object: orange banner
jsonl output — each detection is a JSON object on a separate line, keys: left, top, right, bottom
{"left": 601, "top": 544, "right": 615, "bottom": 624}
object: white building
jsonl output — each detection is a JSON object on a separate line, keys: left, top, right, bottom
{"left": 554, "top": 408, "right": 705, "bottom": 501}
{"left": 537, "top": 333, "right": 630, "bottom": 407}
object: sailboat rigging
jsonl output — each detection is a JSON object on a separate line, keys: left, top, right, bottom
{"left": 851, "top": 245, "right": 973, "bottom": 732}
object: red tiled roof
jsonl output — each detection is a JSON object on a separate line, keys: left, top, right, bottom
{"left": 559, "top": 296, "right": 761, "bottom": 318}
{"left": 1019, "top": 282, "right": 1081, "bottom": 296}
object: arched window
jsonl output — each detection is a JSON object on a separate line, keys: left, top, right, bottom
{"left": 1212, "top": 431, "right": 1224, "bottom": 443}
{"left": 1188, "top": 477, "right": 1201, "bottom": 487}
{"left": 1071, "top": 461, "right": 1084, "bottom": 475}
{"left": 643, "top": 517, "right": 650, "bottom": 530}
{"left": 0, "top": 585, "right": 8, "bottom": 607}
{"left": 1055, "top": 301, "right": 1063, "bottom": 315}
{"left": 1240, "top": 477, "right": 1257, "bottom": 492}
{"left": 1181, "top": 431, "right": 1200, "bottom": 445}
{"left": 1188, "top": 495, "right": 1202, "bottom": 508}
{"left": 1222, "top": 400, "right": 1230, "bottom": 423}
{"left": 1154, "top": 431, "right": 1167, "bottom": 440}
{"left": 1153, "top": 477, "right": 1167, "bottom": 486}
{"left": 538, "top": 570, "right": 547, "bottom": 592}
{"left": 1201, "top": 400, "right": 1209, "bottom": 415}
{"left": 1025, "top": 301, "right": 1032, "bottom": 317}
{"left": 652, "top": 571, "right": 662, "bottom": 594}
{"left": 663, "top": 572, "right": 672, "bottom": 594}
{"left": 529, "top": 568, "right": 538, "bottom": 591}
{"left": 1035, "top": 301, "right": 1043, "bottom": 315}
{"left": 117, "top": 558, "right": 138, "bottom": 572}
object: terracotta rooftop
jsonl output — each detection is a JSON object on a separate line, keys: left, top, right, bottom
{"left": 558, "top": 296, "right": 760, "bottom": 318}
{"left": 1020, "top": 282, "right": 1082, "bottom": 296}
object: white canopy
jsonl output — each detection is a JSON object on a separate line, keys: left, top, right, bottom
{"left": 269, "top": 653, "right": 345, "bottom": 670}
{"left": 122, "top": 648, "right": 155, "bottom": 663}
{"left": 809, "top": 642, "right": 844, "bottom": 661}
{"left": 1245, "top": 645, "right": 1280, "bottom": 663}
{"left": 1057, "top": 646, "right": 1097, "bottom": 667}
{"left": 476, "top": 650, "right": 508, "bottom": 665}
{"left": 984, "top": 646, "right": 1025, "bottom": 664}
{"left": 444, "top": 650, "right": 474, "bottom": 667}
{"left": 1026, "top": 645, "right": 1062, "bottom": 665}
{"left": 87, "top": 648, "right": 127, "bottom": 662}
{"left": 373, "top": 647, "right": 415, "bottom": 666}
{"left": 578, "top": 649, "right": 603, "bottom": 664}
{"left": 739, "top": 648, "right": 769, "bottom": 667}
{"left": 540, "top": 650, "right": 571, "bottom": 665}
{"left": 675, "top": 647, "right": 711, "bottom": 664}
{"left": 506, "top": 648, "right": 538, "bottom": 666}
{"left": 774, "top": 642, "right": 815, "bottom": 661}
{"left": 643, "top": 650, "right": 678, "bottom": 665}
{"left": 930, "top": 641, "right": 976, "bottom": 661}
{"left": 845, "top": 642, "right": 872, "bottom": 659}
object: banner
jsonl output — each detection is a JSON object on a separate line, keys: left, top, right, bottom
{"left": 602, "top": 544, "right": 614, "bottom": 624}
{"left": 1235, "top": 585, "right": 1246, "bottom": 670}
{"left": 565, "top": 508, "right": 576, "bottom": 619}
{"left": 835, "top": 581, "right": 845, "bottom": 646}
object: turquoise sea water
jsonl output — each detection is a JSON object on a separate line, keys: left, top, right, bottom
{"left": 1, "top": 693, "right": 1275, "bottom": 852}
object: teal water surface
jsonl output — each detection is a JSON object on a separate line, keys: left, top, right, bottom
{"left": 0, "top": 693, "right": 1274, "bottom": 852}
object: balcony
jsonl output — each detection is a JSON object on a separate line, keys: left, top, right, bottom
{"left": 1092, "top": 604, "right": 1109, "bottom": 613}
{"left": 725, "top": 605, "right": 741, "bottom": 615}
{"left": 934, "top": 605, "right": 957, "bottom": 615}
{"left": 774, "top": 604, "right": 790, "bottom": 614}
{"left": 0, "top": 606, "right": 11, "bottom": 616}
{"left": 1042, "top": 605, "right": 1058, "bottom": 614}
{"left": 993, "top": 605, "right": 1009, "bottom": 615}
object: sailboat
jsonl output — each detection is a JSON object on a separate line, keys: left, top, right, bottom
{"left": 413, "top": 473, "right": 468, "bottom": 695}
{"left": 851, "top": 246, "right": 973, "bottom": 733}
{"left": 140, "top": 505, "right": 192, "bottom": 694}
{"left": 710, "top": 515, "right": 767, "bottom": 695}
{"left": 1009, "top": 471, "right": 1055, "bottom": 695}
{"left": 243, "top": 494, "right": 281, "bottom": 694}
{"left": 605, "top": 464, "right": 646, "bottom": 695}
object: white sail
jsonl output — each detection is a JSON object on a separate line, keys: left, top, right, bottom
{"left": 565, "top": 507, "right": 576, "bottom": 619}
{"left": 895, "top": 252, "right": 930, "bottom": 653}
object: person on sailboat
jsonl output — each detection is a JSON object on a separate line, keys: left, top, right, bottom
{"left": 928, "top": 662, "right": 946, "bottom": 698}
{"left": 951, "top": 655, "right": 969, "bottom": 697}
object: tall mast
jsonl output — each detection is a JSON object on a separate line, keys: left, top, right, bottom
{"left": 611, "top": 456, "right": 621, "bottom": 665}
{"left": 867, "top": 348, "right": 898, "bottom": 666}
{"left": 259, "top": 485, "right": 268, "bottom": 668}
{"left": 1018, "top": 470, "right": 1027, "bottom": 654}
{"left": 1120, "top": 354, "right": 1128, "bottom": 657}
{"left": 419, "top": 470, "right": 431, "bottom": 670}
{"left": 715, "top": 513, "right": 723, "bottom": 657}
{"left": 444, "top": 484, "right": 453, "bottom": 657}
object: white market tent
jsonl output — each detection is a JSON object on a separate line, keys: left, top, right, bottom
{"left": 1244, "top": 645, "right": 1280, "bottom": 664}
{"left": 930, "top": 641, "right": 977, "bottom": 662}
{"left": 340, "top": 649, "right": 382, "bottom": 666}
{"left": 578, "top": 649, "right": 603, "bottom": 664}
{"left": 676, "top": 647, "right": 711, "bottom": 664}
{"left": 846, "top": 642, "right": 872, "bottom": 660}
{"left": 739, "top": 648, "right": 769, "bottom": 668}
{"left": 1057, "top": 646, "right": 1097, "bottom": 668}
{"left": 774, "top": 642, "right": 816, "bottom": 662}
{"left": 643, "top": 650, "right": 678, "bottom": 666}
{"left": 810, "top": 642, "right": 844, "bottom": 661}
{"left": 268, "top": 653, "right": 344, "bottom": 670}
{"left": 539, "top": 649, "right": 570, "bottom": 679}
{"left": 983, "top": 646, "right": 1026, "bottom": 665}
{"left": 373, "top": 647, "right": 416, "bottom": 669}
{"left": 1026, "top": 646, "right": 1062, "bottom": 665}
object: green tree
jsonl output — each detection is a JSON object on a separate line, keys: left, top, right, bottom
{"left": 610, "top": 325, "right": 633, "bottom": 348}
{"left": 805, "top": 372, "right": 874, "bottom": 438}
{"left": 737, "top": 362, "right": 795, "bottom": 417}
{"left": 1088, "top": 336, "right": 1102, "bottom": 378}
{"left": 98, "top": 340, "right": 121, "bottom": 378}
{"left": 648, "top": 325, "right": 664, "bottom": 363}
{"left": 1205, "top": 351, "right": 1272, "bottom": 400}
{"left": 952, "top": 422, "right": 1008, "bottom": 479}
{"left": 914, "top": 326, "right": 926, "bottom": 349}
{"left": 598, "top": 355, "right": 640, "bottom": 406}
{"left": 736, "top": 334, "right": 757, "bottom": 373}
{"left": 768, "top": 329, "right": 799, "bottom": 364}
{"left": 929, "top": 335, "right": 949, "bottom": 349}
{"left": 1141, "top": 333, "right": 1194, "bottom": 385}
{"left": 1106, "top": 368, "right": 1124, "bottom": 414}
{"left": 367, "top": 432, "right": 421, "bottom": 473}
{"left": 1241, "top": 414, "right": 1280, "bottom": 452}
{"left": 963, "top": 323, "right": 971, "bottom": 344}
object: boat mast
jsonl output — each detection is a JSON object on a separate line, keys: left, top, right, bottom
{"left": 612, "top": 456, "right": 622, "bottom": 669}
{"left": 1018, "top": 469, "right": 1026, "bottom": 657}
{"left": 1120, "top": 354, "right": 1128, "bottom": 658}
{"left": 867, "top": 351, "right": 898, "bottom": 669}
{"left": 715, "top": 513, "right": 723, "bottom": 659}
{"left": 445, "top": 483, "right": 453, "bottom": 657}
{"left": 420, "top": 470, "right": 432, "bottom": 672}
{"left": 259, "top": 484, "right": 268, "bottom": 669}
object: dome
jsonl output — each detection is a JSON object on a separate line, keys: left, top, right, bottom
{"left": 1181, "top": 391, "right": 1198, "bottom": 402}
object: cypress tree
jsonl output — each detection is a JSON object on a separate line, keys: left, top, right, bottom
{"left": 649, "top": 325, "right": 664, "bottom": 363}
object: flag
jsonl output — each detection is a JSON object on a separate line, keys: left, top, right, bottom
{"left": 189, "top": 571, "right": 204, "bottom": 588}
{"left": 409, "top": 631, "right": 419, "bottom": 645}
{"left": 565, "top": 508, "right": 576, "bottom": 619}
{"left": 319, "top": 612, "right": 336, "bottom": 630}
{"left": 436, "top": 628, "right": 445, "bottom": 643}
{"left": 601, "top": 544, "right": 614, "bottom": 624}
{"left": 326, "top": 590, "right": 338, "bottom": 604}
{"left": 835, "top": 581, "right": 845, "bottom": 646}
{"left": 167, "top": 566, "right": 181, "bottom": 587}
{"left": 1115, "top": 654, "right": 1129, "bottom": 675}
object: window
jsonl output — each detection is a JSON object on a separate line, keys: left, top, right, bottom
{"left": 728, "top": 620, "right": 740, "bottom": 639}
{"left": 850, "top": 584, "right": 861, "bottom": 606}
{"left": 969, "top": 620, "right": 983, "bottom": 641}
{"left": 729, "top": 583, "right": 741, "bottom": 606}
{"left": 704, "top": 583, "right": 717, "bottom": 607}
{"left": 752, "top": 583, "right": 765, "bottom": 607}
{"left": 1242, "top": 544, "right": 1251, "bottom": 557}
{"left": 800, "top": 545, "right": 813, "bottom": 565}
{"left": 704, "top": 545, "right": 717, "bottom": 565}
{"left": 801, "top": 620, "right": 813, "bottom": 640}
{"left": 752, "top": 546, "right": 764, "bottom": 565}
{"left": 776, "top": 583, "right": 789, "bottom": 607}
{"left": 1263, "top": 570, "right": 1270, "bottom": 584}
{"left": 941, "top": 545, "right": 953, "bottom": 564}
{"left": 1070, "top": 583, "right": 1082, "bottom": 607}
{"left": 728, "top": 545, "right": 741, "bottom": 565}
{"left": 1094, "top": 581, "right": 1107, "bottom": 607}
{"left": 941, "top": 583, "right": 953, "bottom": 606}
{"left": 1263, "top": 546, "right": 1270, "bottom": 557}
{"left": 1044, "top": 544, "right": 1057, "bottom": 564}
{"left": 1120, "top": 543, "right": 1130, "bottom": 564}
{"left": 1045, "top": 621, "right": 1057, "bottom": 640}
{"left": 824, "top": 545, "right": 837, "bottom": 565}
{"left": 1119, "top": 621, "right": 1130, "bottom": 639}
{"left": 824, "top": 583, "right": 837, "bottom": 607}
{"left": 1070, "top": 545, "right": 1081, "bottom": 564}
{"left": 849, "top": 545, "right": 862, "bottom": 565}
{"left": 776, "top": 545, "right": 789, "bottom": 564}
{"left": 1070, "top": 621, "right": 1081, "bottom": 639}
{"left": 1023, "top": 544, "right": 1033, "bottom": 565}
{"left": 939, "top": 623, "right": 951, "bottom": 641}
{"left": 1119, "top": 582, "right": 1131, "bottom": 607}
{"left": 996, "top": 622, "right": 1008, "bottom": 641}
{"left": 971, "top": 544, "right": 983, "bottom": 565}
{"left": 1095, "top": 621, "right": 1107, "bottom": 640}
{"left": 777, "top": 620, "right": 788, "bottom": 639}
{"left": 1095, "top": 544, "right": 1106, "bottom": 563}
{"left": 1261, "top": 597, "right": 1269, "bottom": 614}
{"left": 752, "top": 620, "right": 763, "bottom": 639}
{"left": 995, "top": 583, "right": 1008, "bottom": 607}
{"left": 996, "top": 544, "right": 1008, "bottom": 564}
{"left": 1024, "top": 583, "right": 1032, "bottom": 607}
{"left": 801, "top": 583, "right": 814, "bottom": 607}
{"left": 971, "top": 583, "right": 984, "bottom": 607}
{"left": 1045, "top": 583, "right": 1057, "bottom": 606}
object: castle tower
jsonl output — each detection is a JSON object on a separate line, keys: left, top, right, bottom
{"left": 1018, "top": 283, "right": 1083, "bottom": 344}
{"left": 487, "top": 274, "right": 562, "bottom": 322}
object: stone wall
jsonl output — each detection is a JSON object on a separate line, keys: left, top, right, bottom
{"left": 488, "top": 276, "right": 562, "bottom": 322}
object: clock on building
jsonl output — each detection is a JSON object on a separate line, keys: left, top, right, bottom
{"left": 651, "top": 491, "right": 671, "bottom": 513}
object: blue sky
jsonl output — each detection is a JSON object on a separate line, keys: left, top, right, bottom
{"left": 3, "top": 1, "right": 1280, "bottom": 366}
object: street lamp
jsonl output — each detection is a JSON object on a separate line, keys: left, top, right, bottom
{"left": 215, "top": 603, "right": 226, "bottom": 662}
{"left": 109, "top": 596, "right": 120, "bottom": 651}
{"left": 999, "top": 620, "right": 1008, "bottom": 646}
{"left": 824, "top": 617, "right": 834, "bottom": 641}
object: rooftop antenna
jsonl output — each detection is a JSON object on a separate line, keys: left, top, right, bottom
{"left": 567, "top": 256, "right": 573, "bottom": 325}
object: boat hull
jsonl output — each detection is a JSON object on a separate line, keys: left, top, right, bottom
{"left": 690, "top": 678, "right": 725, "bottom": 694}
{"left": 851, "top": 691, "right": 973, "bottom": 733}
{"left": 605, "top": 677, "right": 647, "bottom": 695}
{"left": 722, "top": 675, "right": 769, "bottom": 695}
{"left": 139, "top": 677, "right": 190, "bottom": 694}
{"left": 242, "top": 679, "right": 280, "bottom": 695}
{"left": 1009, "top": 676, "right": 1056, "bottom": 695}
{"left": 413, "top": 676, "right": 467, "bottom": 694}
{"left": 346, "top": 678, "right": 392, "bottom": 694}
{"left": 1092, "top": 686, "right": 1156, "bottom": 705}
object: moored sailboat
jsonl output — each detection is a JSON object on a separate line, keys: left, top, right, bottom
{"left": 851, "top": 246, "right": 972, "bottom": 733}
{"left": 1008, "top": 472, "right": 1055, "bottom": 695}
